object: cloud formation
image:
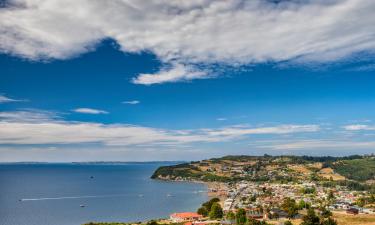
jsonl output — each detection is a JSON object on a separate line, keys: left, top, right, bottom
{"left": 343, "top": 124, "right": 375, "bottom": 131}
{"left": 257, "top": 139, "right": 375, "bottom": 150}
{"left": 1, "top": 0, "right": 375, "bottom": 83}
{"left": 122, "top": 100, "right": 140, "bottom": 105}
{"left": 0, "top": 110, "right": 319, "bottom": 146}
{"left": 132, "top": 63, "right": 208, "bottom": 85}
{"left": 0, "top": 94, "right": 24, "bottom": 103}
{"left": 72, "top": 108, "right": 109, "bottom": 114}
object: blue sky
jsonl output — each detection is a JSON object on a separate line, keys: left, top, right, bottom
{"left": 1, "top": 0, "right": 375, "bottom": 161}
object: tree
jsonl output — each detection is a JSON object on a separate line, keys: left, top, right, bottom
{"left": 197, "top": 206, "right": 208, "bottom": 217}
{"left": 203, "top": 198, "right": 220, "bottom": 212}
{"left": 281, "top": 198, "right": 298, "bottom": 219}
{"left": 356, "top": 197, "right": 366, "bottom": 207}
{"left": 298, "top": 200, "right": 306, "bottom": 210}
{"left": 209, "top": 202, "right": 223, "bottom": 219}
{"left": 246, "top": 218, "right": 270, "bottom": 225}
{"left": 236, "top": 208, "right": 247, "bottom": 225}
{"left": 226, "top": 211, "right": 236, "bottom": 221}
{"left": 250, "top": 195, "right": 257, "bottom": 202}
{"left": 301, "top": 208, "right": 320, "bottom": 225}
{"left": 147, "top": 221, "right": 158, "bottom": 225}
{"left": 320, "top": 208, "right": 332, "bottom": 218}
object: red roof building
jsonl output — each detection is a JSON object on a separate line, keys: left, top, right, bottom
{"left": 170, "top": 212, "right": 203, "bottom": 222}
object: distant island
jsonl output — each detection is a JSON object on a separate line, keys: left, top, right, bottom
{"left": 85, "top": 155, "right": 375, "bottom": 225}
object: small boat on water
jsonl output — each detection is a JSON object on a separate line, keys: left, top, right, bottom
{"left": 80, "top": 204, "right": 85, "bottom": 207}
{"left": 166, "top": 194, "right": 173, "bottom": 197}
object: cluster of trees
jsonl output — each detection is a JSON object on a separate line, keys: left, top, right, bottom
{"left": 322, "top": 179, "right": 375, "bottom": 193}
{"left": 281, "top": 197, "right": 313, "bottom": 219}
{"left": 226, "top": 209, "right": 270, "bottom": 225}
{"left": 281, "top": 198, "right": 299, "bottom": 218}
{"left": 332, "top": 158, "right": 375, "bottom": 181}
{"left": 300, "top": 208, "right": 337, "bottom": 225}
{"left": 301, "top": 187, "right": 317, "bottom": 195}
{"left": 197, "top": 198, "right": 223, "bottom": 219}
{"left": 356, "top": 194, "right": 375, "bottom": 207}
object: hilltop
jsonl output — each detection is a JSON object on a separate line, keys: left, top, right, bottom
{"left": 152, "top": 155, "right": 375, "bottom": 191}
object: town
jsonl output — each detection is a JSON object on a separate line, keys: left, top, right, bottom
{"left": 150, "top": 155, "right": 375, "bottom": 225}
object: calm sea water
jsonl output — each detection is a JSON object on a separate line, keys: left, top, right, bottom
{"left": 0, "top": 163, "right": 208, "bottom": 225}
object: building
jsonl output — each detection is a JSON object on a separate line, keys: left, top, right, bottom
{"left": 170, "top": 212, "right": 203, "bottom": 222}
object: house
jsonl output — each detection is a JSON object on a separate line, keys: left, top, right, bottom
{"left": 170, "top": 212, "right": 203, "bottom": 222}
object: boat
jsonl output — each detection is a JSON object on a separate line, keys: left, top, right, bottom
{"left": 80, "top": 204, "right": 85, "bottom": 207}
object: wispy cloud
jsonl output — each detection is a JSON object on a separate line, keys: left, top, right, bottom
{"left": 256, "top": 139, "right": 375, "bottom": 150}
{"left": 343, "top": 124, "right": 375, "bottom": 131}
{"left": 0, "top": 94, "right": 25, "bottom": 103}
{"left": 122, "top": 100, "right": 140, "bottom": 105}
{"left": 72, "top": 108, "right": 108, "bottom": 114}
{"left": 217, "top": 118, "right": 227, "bottom": 121}
{"left": 1, "top": 1, "right": 375, "bottom": 84}
{"left": 0, "top": 110, "right": 320, "bottom": 147}
{"left": 0, "top": 109, "right": 60, "bottom": 122}
{"left": 132, "top": 63, "right": 208, "bottom": 85}
{"left": 203, "top": 125, "right": 320, "bottom": 139}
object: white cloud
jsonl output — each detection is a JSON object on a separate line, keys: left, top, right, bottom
{"left": 1, "top": 0, "right": 375, "bottom": 83}
{"left": 0, "top": 110, "right": 60, "bottom": 122}
{"left": 132, "top": 63, "right": 208, "bottom": 85}
{"left": 216, "top": 118, "right": 227, "bottom": 121}
{"left": 0, "top": 110, "right": 319, "bottom": 146}
{"left": 203, "top": 125, "right": 320, "bottom": 140}
{"left": 0, "top": 94, "right": 24, "bottom": 103}
{"left": 72, "top": 108, "right": 108, "bottom": 114}
{"left": 122, "top": 100, "right": 140, "bottom": 105}
{"left": 343, "top": 124, "right": 375, "bottom": 131}
{"left": 257, "top": 139, "right": 375, "bottom": 150}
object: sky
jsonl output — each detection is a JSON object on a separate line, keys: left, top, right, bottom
{"left": 1, "top": 0, "right": 375, "bottom": 162}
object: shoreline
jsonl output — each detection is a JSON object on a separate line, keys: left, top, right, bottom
{"left": 152, "top": 177, "right": 228, "bottom": 205}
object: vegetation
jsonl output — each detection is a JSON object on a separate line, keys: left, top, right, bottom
{"left": 281, "top": 198, "right": 298, "bottom": 218}
{"left": 332, "top": 158, "right": 375, "bottom": 181}
{"left": 300, "top": 208, "right": 337, "bottom": 225}
{"left": 197, "top": 198, "right": 223, "bottom": 219}
{"left": 208, "top": 202, "right": 223, "bottom": 219}
{"left": 235, "top": 208, "right": 247, "bottom": 225}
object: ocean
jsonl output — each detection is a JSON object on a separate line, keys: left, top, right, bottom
{"left": 0, "top": 163, "right": 208, "bottom": 225}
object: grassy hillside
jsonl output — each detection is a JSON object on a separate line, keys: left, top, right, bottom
{"left": 332, "top": 158, "right": 375, "bottom": 181}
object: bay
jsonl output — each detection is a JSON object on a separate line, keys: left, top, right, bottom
{"left": 0, "top": 163, "right": 208, "bottom": 225}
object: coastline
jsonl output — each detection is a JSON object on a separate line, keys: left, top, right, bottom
{"left": 153, "top": 176, "right": 228, "bottom": 205}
